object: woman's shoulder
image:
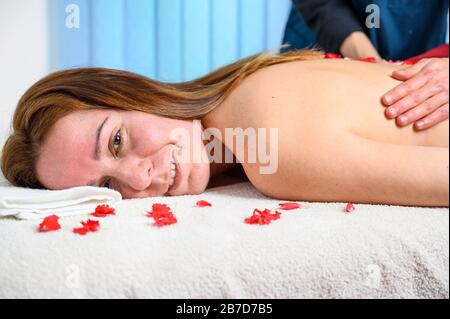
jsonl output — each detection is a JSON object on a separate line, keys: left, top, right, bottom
{"left": 204, "top": 58, "right": 401, "bottom": 129}
{"left": 235, "top": 59, "right": 308, "bottom": 92}
{"left": 229, "top": 58, "right": 402, "bottom": 102}
{"left": 222, "top": 61, "right": 305, "bottom": 108}
{"left": 208, "top": 60, "right": 316, "bottom": 128}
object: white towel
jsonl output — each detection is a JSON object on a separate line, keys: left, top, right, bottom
{"left": 0, "top": 185, "right": 122, "bottom": 220}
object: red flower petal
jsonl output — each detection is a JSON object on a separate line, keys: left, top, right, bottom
{"left": 358, "top": 57, "right": 377, "bottom": 63}
{"left": 146, "top": 210, "right": 170, "bottom": 219}
{"left": 90, "top": 204, "right": 115, "bottom": 217}
{"left": 196, "top": 200, "right": 212, "bottom": 207}
{"left": 345, "top": 203, "right": 356, "bottom": 213}
{"left": 154, "top": 215, "right": 178, "bottom": 227}
{"left": 81, "top": 219, "right": 100, "bottom": 232}
{"left": 245, "top": 208, "right": 282, "bottom": 225}
{"left": 278, "top": 202, "right": 302, "bottom": 210}
{"left": 324, "top": 52, "right": 344, "bottom": 59}
{"left": 73, "top": 219, "right": 100, "bottom": 235}
{"left": 271, "top": 211, "right": 281, "bottom": 220}
{"left": 151, "top": 203, "right": 172, "bottom": 214}
{"left": 73, "top": 227, "right": 88, "bottom": 235}
{"left": 38, "top": 215, "right": 61, "bottom": 232}
{"left": 245, "top": 215, "right": 269, "bottom": 225}
{"left": 146, "top": 203, "right": 178, "bottom": 227}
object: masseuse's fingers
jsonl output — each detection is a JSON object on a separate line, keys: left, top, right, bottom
{"left": 386, "top": 83, "right": 445, "bottom": 125}
{"left": 389, "top": 58, "right": 432, "bottom": 81}
{"left": 382, "top": 58, "right": 437, "bottom": 108}
{"left": 383, "top": 76, "right": 430, "bottom": 118}
{"left": 396, "top": 92, "right": 448, "bottom": 127}
{"left": 414, "top": 103, "right": 449, "bottom": 131}
{"left": 383, "top": 58, "right": 449, "bottom": 129}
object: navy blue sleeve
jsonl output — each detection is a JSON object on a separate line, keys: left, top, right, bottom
{"left": 292, "top": 0, "right": 364, "bottom": 53}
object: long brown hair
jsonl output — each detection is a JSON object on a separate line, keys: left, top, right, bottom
{"left": 1, "top": 49, "right": 323, "bottom": 188}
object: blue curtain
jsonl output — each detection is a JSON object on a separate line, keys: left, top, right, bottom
{"left": 51, "top": 0, "right": 291, "bottom": 82}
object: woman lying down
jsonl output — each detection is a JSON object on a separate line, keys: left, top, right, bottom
{"left": 1, "top": 50, "right": 448, "bottom": 207}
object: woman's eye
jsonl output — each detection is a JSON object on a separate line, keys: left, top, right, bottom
{"left": 112, "top": 130, "right": 121, "bottom": 154}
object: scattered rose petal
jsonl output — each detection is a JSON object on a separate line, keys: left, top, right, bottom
{"left": 345, "top": 203, "right": 356, "bottom": 213}
{"left": 73, "top": 227, "right": 89, "bottom": 235}
{"left": 324, "top": 52, "right": 344, "bottom": 59}
{"left": 154, "top": 215, "right": 178, "bottom": 227}
{"left": 90, "top": 204, "right": 115, "bottom": 217}
{"left": 358, "top": 57, "right": 377, "bottom": 63}
{"left": 245, "top": 208, "right": 281, "bottom": 225}
{"left": 38, "top": 215, "right": 61, "bottom": 232}
{"left": 146, "top": 203, "right": 178, "bottom": 227}
{"left": 196, "top": 200, "right": 212, "bottom": 207}
{"left": 73, "top": 219, "right": 100, "bottom": 235}
{"left": 151, "top": 214, "right": 178, "bottom": 227}
{"left": 146, "top": 205, "right": 170, "bottom": 220}
{"left": 278, "top": 202, "right": 302, "bottom": 210}
{"left": 81, "top": 219, "right": 100, "bottom": 231}
{"left": 150, "top": 203, "right": 172, "bottom": 215}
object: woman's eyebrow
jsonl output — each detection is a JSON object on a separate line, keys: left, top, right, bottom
{"left": 87, "top": 116, "right": 109, "bottom": 187}
{"left": 94, "top": 116, "right": 110, "bottom": 161}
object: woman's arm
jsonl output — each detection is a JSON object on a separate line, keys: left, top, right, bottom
{"left": 254, "top": 132, "right": 449, "bottom": 207}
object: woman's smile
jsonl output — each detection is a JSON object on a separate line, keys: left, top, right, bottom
{"left": 166, "top": 145, "right": 182, "bottom": 195}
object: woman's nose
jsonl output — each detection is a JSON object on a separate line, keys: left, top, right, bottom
{"left": 117, "top": 158, "right": 151, "bottom": 191}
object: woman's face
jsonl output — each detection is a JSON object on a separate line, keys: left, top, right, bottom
{"left": 36, "top": 109, "right": 211, "bottom": 198}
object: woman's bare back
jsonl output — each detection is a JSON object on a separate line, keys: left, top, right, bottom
{"left": 216, "top": 59, "right": 448, "bottom": 148}
{"left": 203, "top": 59, "right": 449, "bottom": 206}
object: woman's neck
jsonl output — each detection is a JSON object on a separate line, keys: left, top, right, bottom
{"left": 200, "top": 116, "right": 240, "bottom": 178}
{"left": 202, "top": 135, "right": 239, "bottom": 178}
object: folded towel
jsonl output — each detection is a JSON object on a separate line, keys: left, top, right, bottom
{"left": 0, "top": 185, "right": 122, "bottom": 220}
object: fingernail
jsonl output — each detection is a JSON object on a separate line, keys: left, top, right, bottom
{"left": 387, "top": 107, "right": 397, "bottom": 117}
{"left": 416, "top": 120, "right": 424, "bottom": 128}
{"left": 384, "top": 95, "right": 393, "bottom": 105}
{"left": 398, "top": 115, "right": 408, "bottom": 124}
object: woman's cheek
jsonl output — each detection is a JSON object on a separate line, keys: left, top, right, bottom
{"left": 193, "top": 162, "right": 211, "bottom": 194}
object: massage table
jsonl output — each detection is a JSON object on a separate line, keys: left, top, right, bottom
{"left": 0, "top": 179, "right": 448, "bottom": 298}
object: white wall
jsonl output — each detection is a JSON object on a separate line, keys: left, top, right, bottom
{"left": 0, "top": 0, "right": 49, "bottom": 148}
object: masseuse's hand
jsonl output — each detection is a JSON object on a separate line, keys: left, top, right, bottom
{"left": 340, "top": 31, "right": 382, "bottom": 61}
{"left": 382, "top": 58, "right": 449, "bottom": 131}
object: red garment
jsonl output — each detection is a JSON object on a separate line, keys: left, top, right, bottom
{"left": 404, "top": 44, "right": 449, "bottom": 64}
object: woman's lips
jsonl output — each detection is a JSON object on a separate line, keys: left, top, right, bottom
{"left": 168, "top": 162, "right": 181, "bottom": 194}
{"left": 167, "top": 146, "right": 182, "bottom": 194}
